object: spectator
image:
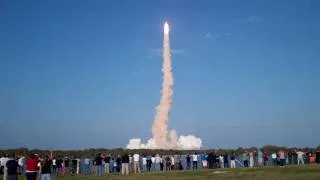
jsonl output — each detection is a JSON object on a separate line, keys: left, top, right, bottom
{"left": 316, "top": 150, "right": 320, "bottom": 164}
{"left": 18, "top": 156, "right": 26, "bottom": 175}
{"left": 296, "top": 150, "right": 305, "bottom": 165}
{"left": 121, "top": 153, "right": 129, "bottom": 175}
{"left": 52, "top": 157, "right": 57, "bottom": 175}
{"left": 94, "top": 154, "right": 103, "bottom": 176}
{"left": 279, "top": 150, "right": 286, "bottom": 167}
{"left": 151, "top": 155, "right": 156, "bottom": 171}
{"left": 258, "top": 150, "right": 263, "bottom": 167}
{"left": 147, "top": 156, "right": 152, "bottom": 172}
{"left": 165, "top": 156, "right": 171, "bottom": 171}
{"left": 155, "top": 154, "right": 161, "bottom": 171}
{"left": 272, "top": 153, "right": 277, "bottom": 166}
{"left": 6, "top": 154, "right": 18, "bottom": 180}
{"left": 25, "top": 154, "right": 39, "bottom": 180}
{"left": 116, "top": 155, "right": 122, "bottom": 172}
{"left": 83, "top": 157, "right": 90, "bottom": 175}
{"left": 186, "top": 155, "right": 191, "bottom": 170}
{"left": 1, "top": 154, "right": 9, "bottom": 180}
{"left": 207, "top": 152, "right": 214, "bottom": 169}
{"left": 41, "top": 156, "right": 52, "bottom": 180}
{"left": 224, "top": 153, "right": 229, "bottom": 168}
{"left": 133, "top": 153, "right": 141, "bottom": 173}
{"left": 104, "top": 155, "right": 110, "bottom": 174}
{"left": 288, "top": 151, "right": 293, "bottom": 165}
{"left": 219, "top": 154, "right": 225, "bottom": 168}
{"left": 160, "top": 156, "right": 164, "bottom": 171}
{"left": 142, "top": 155, "right": 147, "bottom": 172}
{"left": 230, "top": 153, "right": 236, "bottom": 168}
{"left": 249, "top": 152, "right": 254, "bottom": 168}
{"left": 64, "top": 156, "right": 69, "bottom": 174}
{"left": 263, "top": 151, "right": 268, "bottom": 166}
{"left": 174, "top": 153, "right": 180, "bottom": 170}
{"left": 192, "top": 152, "right": 198, "bottom": 170}
{"left": 243, "top": 152, "right": 248, "bottom": 167}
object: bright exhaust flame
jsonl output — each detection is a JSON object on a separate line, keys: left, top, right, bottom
{"left": 164, "top": 22, "right": 169, "bottom": 34}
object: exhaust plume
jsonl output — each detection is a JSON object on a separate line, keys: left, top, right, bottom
{"left": 126, "top": 22, "right": 202, "bottom": 150}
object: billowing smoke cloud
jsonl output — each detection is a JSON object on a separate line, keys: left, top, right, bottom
{"left": 126, "top": 22, "right": 202, "bottom": 150}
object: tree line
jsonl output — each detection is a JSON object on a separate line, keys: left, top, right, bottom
{"left": 1, "top": 145, "right": 319, "bottom": 158}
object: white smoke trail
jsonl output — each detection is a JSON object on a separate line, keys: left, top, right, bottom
{"left": 151, "top": 22, "right": 173, "bottom": 149}
{"left": 126, "top": 22, "right": 202, "bottom": 150}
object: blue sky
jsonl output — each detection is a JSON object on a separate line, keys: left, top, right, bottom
{"left": 1, "top": 0, "right": 319, "bottom": 150}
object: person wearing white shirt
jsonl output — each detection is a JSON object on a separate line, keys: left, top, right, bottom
{"left": 1, "top": 155, "right": 9, "bottom": 180}
{"left": 142, "top": 156, "right": 147, "bottom": 172}
{"left": 133, "top": 153, "right": 141, "bottom": 173}
{"left": 192, "top": 153, "right": 198, "bottom": 170}
{"left": 296, "top": 151, "right": 305, "bottom": 165}
{"left": 272, "top": 153, "right": 277, "bottom": 166}
{"left": 219, "top": 155, "right": 224, "bottom": 168}
{"left": 151, "top": 156, "right": 156, "bottom": 171}
{"left": 155, "top": 154, "right": 161, "bottom": 171}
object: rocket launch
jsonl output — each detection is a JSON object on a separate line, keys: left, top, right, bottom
{"left": 126, "top": 22, "right": 202, "bottom": 150}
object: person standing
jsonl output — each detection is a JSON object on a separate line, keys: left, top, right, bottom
{"left": 142, "top": 155, "right": 147, "bottom": 172}
{"left": 249, "top": 152, "right": 254, "bottom": 168}
{"left": 94, "top": 154, "right": 103, "bottom": 176}
{"left": 133, "top": 153, "right": 141, "bottom": 173}
{"left": 104, "top": 155, "right": 110, "bottom": 174}
{"left": 223, "top": 153, "right": 229, "bottom": 168}
{"left": 279, "top": 150, "right": 286, "bottom": 167}
{"left": 155, "top": 154, "right": 161, "bottom": 171}
{"left": 25, "top": 154, "right": 39, "bottom": 180}
{"left": 159, "top": 156, "right": 164, "bottom": 171}
{"left": 186, "top": 155, "right": 191, "bottom": 170}
{"left": 192, "top": 152, "right": 198, "bottom": 170}
{"left": 6, "top": 154, "right": 19, "bottom": 180}
{"left": 121, "top": 153, "right": 129, "bottom": 175}
{"left": 83, "top": 157, "right": 90, "bottom": 175}
{"left": 258, "top": 150, "right": 263, "bottom": 167}
{"left": 207, "top": 152, "right": 214, "bottom": 169}
{"left": 41, "top": 156, "right": 52, "bottom": 180}
{"left": 1, "top": 154, "right": 9, "bottom": 180}
{"left": 51, "top": 157, "right": 57, "bottom": 175}
{"left": 296, "top": 150, "right": 305, "bottom": 165}
{"left": 316, "top": 150, "right": 320, "bottom": 164}
{"left": 230, "top": 153, "right": 236, "bottom": 168}
{"left": 219, "top": 154, "right": 224, "bottom": 168}
{"left": 242, "top": 152, "right": 248, "bottom": 167}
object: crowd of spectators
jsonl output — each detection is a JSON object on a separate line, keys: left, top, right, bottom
{"left": 1, "top": 149, "right": 319, "bottom": 180}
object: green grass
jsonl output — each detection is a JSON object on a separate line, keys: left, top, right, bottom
{"left": 40, "top": 165, "right": 320, "bottom": 180}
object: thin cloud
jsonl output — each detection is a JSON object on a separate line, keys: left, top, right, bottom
{"left": 246, "top": 16, "right": 264, "bottom": 23}
{"left": 203, "top": 31, "right": 230, "bottom": 39}
{"left": 149, "top": 48, "right": 186, "bottom": 57}
{"left": 204, "top": 32, "right": 213, "bottom": 39}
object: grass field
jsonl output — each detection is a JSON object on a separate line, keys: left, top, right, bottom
{"left": 49, "top": 165, "right": 320, "bottom": 180}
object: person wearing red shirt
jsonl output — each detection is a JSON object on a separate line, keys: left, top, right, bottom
{"left": 25, "top": 154, "right": 39, "bottom": 180}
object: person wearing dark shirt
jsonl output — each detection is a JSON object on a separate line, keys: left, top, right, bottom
{"left": 41, "top": 156, "right": 52, "bottom": 180}
{"left": 206, "top": 152, "right": 214, "bottom": 169}
{"left": 316, "top": 150, "right": 320, "bottom": 164}
{"left": 230, "top": 154, "right": 236, "bottom": 168}
{"left": 104, "top": 155, "right": 111, "bottom": 174}
{"left": 186, "top": 155, "right": 191, "bottom": 170}
{"left": 71, "top": 158, "right": 77, "bottom": 175}
{"left": 121, "top": 154, "right": 129, "bottom": 175}
{"left": 55, "top": 157, "right": 62, "bottom": 176}
{"left": 116, "top": 156, "right": 122, "bottom": 172}
{"left": 223, "top": 153, "right": 229, "bottom": 168}
{"left": 64, "top": 157, "right": 69, "bottom": 174}
{"left": 94, "top": 154, "right": 103, "bottom": 176}
{"left": 6, "top": 154, "right": 18, "bottom": 180}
